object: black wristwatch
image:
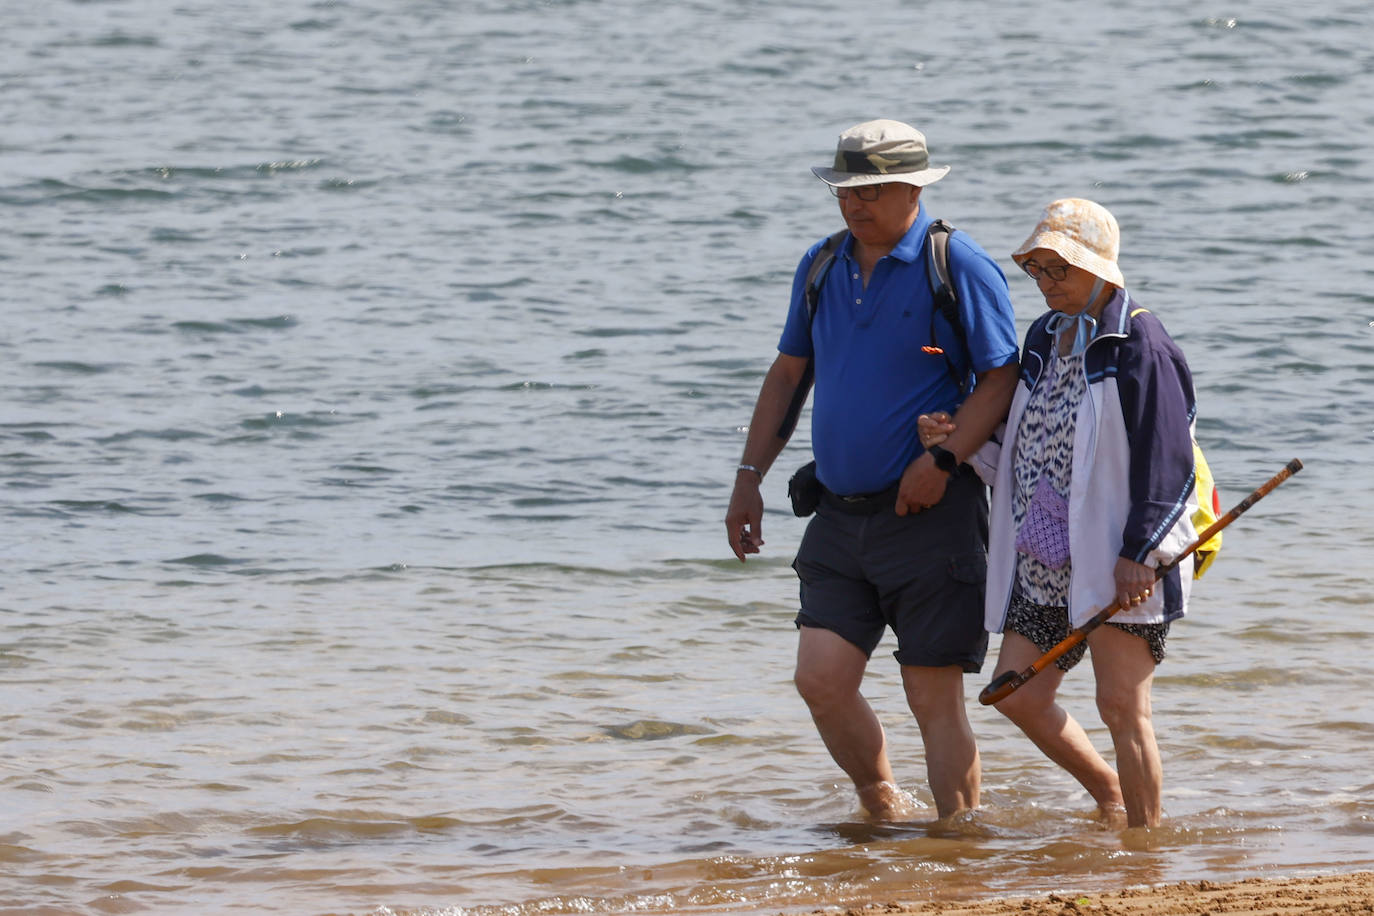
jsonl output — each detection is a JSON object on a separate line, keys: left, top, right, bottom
{"left": 928, "top": 444, "right": 959, "bottom": 475}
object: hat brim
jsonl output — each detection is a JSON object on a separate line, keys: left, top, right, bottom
{"left": 1012, "top": 232, "right": 1125, "bottom": 289}
{"left": 811, "top": 165, "right": 950, "bottom": 188}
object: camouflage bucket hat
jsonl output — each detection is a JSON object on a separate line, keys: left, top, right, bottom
{"left": 811, "top": 119, "right": 951, "bottom": 189}
{"left": 1012, "top": 198, "right": 1126, "bottom": 288}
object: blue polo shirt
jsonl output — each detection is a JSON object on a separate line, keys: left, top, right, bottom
{"left": 778, "top": 205, "right": 1018, "bottom": 495}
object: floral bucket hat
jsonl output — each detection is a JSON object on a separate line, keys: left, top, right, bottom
{"left": 1012, "top": 198, "right": 1125, "bottom": 288}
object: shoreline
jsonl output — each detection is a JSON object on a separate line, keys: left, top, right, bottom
{"left": 803, "top": 870, "right": 1374, "bottom": 915}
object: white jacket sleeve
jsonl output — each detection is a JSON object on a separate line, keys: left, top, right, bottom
{"left": 965, "top": 422, "right": 1004, "bottom": 487}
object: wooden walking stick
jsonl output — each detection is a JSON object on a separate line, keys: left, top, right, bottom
{"left": 978, "top": 458, "right": 1304, "bottom": 706}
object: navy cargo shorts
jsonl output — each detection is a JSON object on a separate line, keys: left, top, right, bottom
{"left": 792, "top": 470, "right": 989, "bottom": 672}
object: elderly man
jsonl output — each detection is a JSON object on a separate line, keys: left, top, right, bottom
{"left": 725, "top": 119, "right": 1019, "bottom": 820}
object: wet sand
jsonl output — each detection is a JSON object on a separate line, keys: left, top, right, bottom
{"left": 805, "top": 871, "right": 1374, "bottom": 915}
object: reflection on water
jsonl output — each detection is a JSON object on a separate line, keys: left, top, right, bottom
{"left": 5, "top": 558, "right": 1372, "bottom": 914}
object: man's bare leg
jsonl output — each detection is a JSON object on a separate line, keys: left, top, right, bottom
{"left": 795, "top": 625, "right": 918, "bottom": 820}
{"left": 901, "top": 664, "right": 980, "bottom": 818}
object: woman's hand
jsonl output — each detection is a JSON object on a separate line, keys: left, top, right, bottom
{"left": 917, "top": 411, "right": 955, "bottom": 449}
{"left": 1113, "top": 557, "right": 1155, "bottom": 609}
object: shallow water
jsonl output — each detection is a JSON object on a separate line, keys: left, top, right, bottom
{"left": 3, "top": 1, "right": 1374, "bottom": 914}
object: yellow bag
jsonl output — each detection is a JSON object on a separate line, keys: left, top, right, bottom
{"left": 1191, "top": 443, "right": 1222, "bottom": 578}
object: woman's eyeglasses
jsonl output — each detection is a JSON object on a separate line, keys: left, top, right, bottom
{"left": 1020, "top": 259, "right": 1071, "bottom": 281}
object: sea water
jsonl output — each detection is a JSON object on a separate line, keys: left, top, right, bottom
{"left": 3, "top": 0, "right": 1373, "bottom": 913}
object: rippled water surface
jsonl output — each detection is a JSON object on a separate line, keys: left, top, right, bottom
{"left": 3, "top": 1, "right": 1373, "bottom": 914}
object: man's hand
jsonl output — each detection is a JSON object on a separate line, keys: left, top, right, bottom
{"left": 895, "top": 452, "right": 950, "bottom": 516}
{"left": 1113, "top": 557, "right": 1155, "bottom": 609}
{"left": 726, "top": 474, "right": 765, "bottom": 562}
{"left": 724, "top": 354, "right": 808, "bottom": 562}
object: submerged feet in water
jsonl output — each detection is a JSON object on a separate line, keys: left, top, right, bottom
{"left": 1096, "top": 801, "right": 1130, "bottom": 831}
{"left": 858, "top": 780, "right": 922, "bottom": 820}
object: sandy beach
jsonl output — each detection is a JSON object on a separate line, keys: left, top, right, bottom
{"left": 804, "top": 871, "right": 1374, "bottom": 915}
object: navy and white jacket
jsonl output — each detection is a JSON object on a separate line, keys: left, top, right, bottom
{"left": 973, "top": 289, "right": 1200, "bottom": 630}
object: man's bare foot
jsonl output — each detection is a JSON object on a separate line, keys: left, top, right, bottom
{"left": 857, "top": 780, "right": 922, "bottom": 821}
{"left": 1096, "top": 802, "right": 1129, "bottom": 830}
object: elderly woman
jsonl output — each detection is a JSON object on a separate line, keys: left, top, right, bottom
{"left": 920, "top": 199, "right": 1202, "bottom": 828}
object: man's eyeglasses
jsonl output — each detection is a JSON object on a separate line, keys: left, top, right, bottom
{"left": 829, "top": 184, "right": 885, "bottom": 202}
{"left": 1020, "top": 259, "right": 1071, "bottom": 281}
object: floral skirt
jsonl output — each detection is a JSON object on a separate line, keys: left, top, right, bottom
{"left": 1005, "top": 593, "right": 1168, "bottom": 672}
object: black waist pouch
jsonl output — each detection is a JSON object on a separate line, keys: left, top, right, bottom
{"left": 788, "top": 460, "right": 821, "bottom": 518}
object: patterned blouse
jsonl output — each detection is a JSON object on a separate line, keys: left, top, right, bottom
{"left": 1013, "top": 350, "right": 1086, "bottom": 606}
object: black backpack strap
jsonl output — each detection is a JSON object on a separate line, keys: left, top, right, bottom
{"left": 777, "top": 230, "right": 847, "bottom": 439}
{"left": 927, "top": 220, "right": 958, "bottom": 320}
{"left": 924, "top": 219, "right": 970, "bottom": 394}
{"left": 804, "top": 229, "right": 850, "bottom": 319}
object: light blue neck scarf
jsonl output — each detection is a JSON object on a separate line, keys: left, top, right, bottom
{"left": 1046, "top": 277, "right": 1107, "bottom": 355}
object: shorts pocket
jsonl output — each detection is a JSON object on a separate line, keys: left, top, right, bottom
{"left": 946, "top": 552, "right": 987, "bottom": 586}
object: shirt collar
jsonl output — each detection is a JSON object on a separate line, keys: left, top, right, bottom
{"left": 838, "top": 201, "right": 933, "bottom": 264}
